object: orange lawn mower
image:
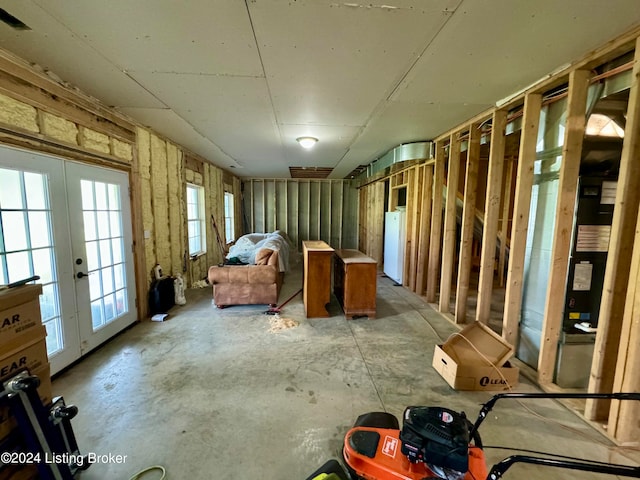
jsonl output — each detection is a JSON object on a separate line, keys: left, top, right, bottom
{"left": 305, "top": 392, "right": 640, "bottom": 480}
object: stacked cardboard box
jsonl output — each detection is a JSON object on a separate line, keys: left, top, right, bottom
{"left": 0, "top": 284, "right": 52, "bottom": 454}
{"left": 432, "top": 321, "right": 519, "bottom": 391}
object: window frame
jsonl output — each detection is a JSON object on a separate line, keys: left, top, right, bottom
{"left": 186, "top": 183, "right": 206, "bottom": 256}
{"left": 223, "top": 191, "right": 235, "bottom": 245}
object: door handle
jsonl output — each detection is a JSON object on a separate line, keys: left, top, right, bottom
{"left": 76, "top": 272, "right": 89, "bottom": 279}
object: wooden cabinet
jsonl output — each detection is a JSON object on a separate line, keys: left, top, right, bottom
{"left": 302, "top": 241, "right": 335, "bottom": 318}
{"left": 334, "top": 249, "right": 377, "bottom": 319}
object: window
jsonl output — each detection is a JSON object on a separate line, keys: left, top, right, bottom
{"left": 224, "top": 191, "right": 235, "bottom": 244}
{"left": 186, "top": 184, "right": 206, "bottom": 256}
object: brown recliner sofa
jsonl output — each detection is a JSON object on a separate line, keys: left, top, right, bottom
{"left": 207, "top": 248, "right": 283, "bottom": 307}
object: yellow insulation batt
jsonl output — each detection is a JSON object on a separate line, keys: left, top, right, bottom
{"left": 0, "top": 93, "right": 39, "bottom": 132}
{"left": 41, "top": 112, "right": 78, "bottom": 145}
{"left": 82, "top": 127, "right": 110, "bottom": 154}
{"left": 112, "top": 138, "right": 133, "bottom": 161}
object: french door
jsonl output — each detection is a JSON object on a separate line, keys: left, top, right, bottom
{"left": 0, "top": 146, "right": 137, "bottom": 374}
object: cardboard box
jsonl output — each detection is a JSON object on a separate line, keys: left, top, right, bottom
{"left": 433, "top": 322, "right": 519, "bottom": 391}
{"left": 0, "top": 326, "right": 48, "bottom": 382}
{"left": 0, "top": 284, "right": 43, "bottom": 348}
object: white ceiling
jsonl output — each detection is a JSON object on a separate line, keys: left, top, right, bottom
{"left": 0, "top": 1, "right": 639, "bottom": 178}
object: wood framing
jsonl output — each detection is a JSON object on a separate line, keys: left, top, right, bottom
{"left": 608, "top": 208, "right": 640, "bottom": 443}
{"left": 439, "top": 134, "right": 461, "bottom": 313}
{"left": 403, "top": 168, "right": 417, "bottom": 287}
{"left": 416, "top": 165, "right": 433, "bottom": 295}
{"left": 503, "top": 93, "right": 542, "bottom": 347}
{"left": 476, "top": 110, "right": 507, "bottom": 323}
{"left": 498, "top": 157, "right": 514, "bottom": 287}
{"left": 455, "top": 123, "right": 481, "bottom": 324}
{"left": 0, "top": 52, "right": 135, "bottom": 142}
{"left": 427, "top": 141, "right": 446, "bottom": 303}
{"left": 408, "top": 166, "right": 421, "bottom": 290}
{"left": 537, "top": 69, "right": 591, "bottom": 385}
{"left": 586, "top": 36, "right": 640, "bottom": 421}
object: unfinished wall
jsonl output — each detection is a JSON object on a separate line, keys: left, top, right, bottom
{"left": 139, "top": 135, "right": 238, "bottom": 288}
{"left": 0, "top": 47, "right": 241, "bottom": 319}
{"left": 243, "top": 179, "right": 358, "bottom": 253}
{"left": 0, "top": 91, "right": 134, "bottom": 163}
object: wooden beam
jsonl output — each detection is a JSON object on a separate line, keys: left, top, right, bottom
{"left": 498, "top": 157, "right": 515, "bottom": 287}
{"left": 538, "top": 69, "right": 590, "bottom": 385}
{"left": 455, "top": 124, "right": 481, "bottom": 324}
{"left": 408, "top": 166, "right": 422, "bottom": 291}
{"left": 586, "top": 36, "right": 640, "bottom": 421}
{"left": 476, "top": 110, "right": 508, "bottom": 323}
{"left": 439, "top": 134, "right": 461, "bottom": 313}
{"left": 608, "top": 205, "right": 640, "bottom": 442}
{"left": 503, "top": 93, "right": 542, "bottom": 347}
{"left": 416, "top": 165, "right": 433, "bottom": 295}
{"left": 427, "top": 141, "right": 446, "bottom": 303}
{"left": 404, "top": 168, "right": 416, "bottom": 287}
{"left": 0, "top": 50, "right": 136, "bottom": 141}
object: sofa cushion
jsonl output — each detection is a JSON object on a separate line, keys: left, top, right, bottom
{"left": 208, "top": 264, "right": 277, "bottom": 285}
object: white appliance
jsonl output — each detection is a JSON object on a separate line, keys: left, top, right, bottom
{"left": 384, "top": 209, "right": 406, "bottom": 284}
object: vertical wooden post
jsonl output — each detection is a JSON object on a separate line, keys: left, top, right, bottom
{"left": 608, "top": 206, "right": 640, "bottom": 442}
{"left": 455, "top": 123, "right": 481, "bottom": 324}
{"left": 586, "top": 36, "right": 640, "bottom": 421}
{"left": 476, "top": 110, "right": 507, "bottom": 323}
{"left": 498, "top": 158, "right": 514, "bottom": 287}
{"left": 439, "top": 134, "right": 461, "bottom": 313}
{"left": 404, "top": 168, "right": 417, "bottom": 287}
{"left": 503, "top": 93, "right": 542, "bottom": 347}
{"left": 416, "top": 165, "right": 433, "bottom": 295}
{"left": 538, "top": 69, "right": 590, "bottom": 384}
{"left": 427, "top": 141, "right": 446, "bottom": 303}
{"left": 408, "top": 166, "right": 422, "bottom": 291}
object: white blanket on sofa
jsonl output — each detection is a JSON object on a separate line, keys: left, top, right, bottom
{"left": 226, "top": 231, "right": 290, "bottom": 272}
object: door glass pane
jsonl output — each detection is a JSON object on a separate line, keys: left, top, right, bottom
{"left": 101, "top": 267, "right": 114, "bottom": 295}
{"left": 86, "top": 241, "right": 99, "bottom": 271}
{"left": 83, "top": 211, "right": 97, "bottom": 241}
{"left": 3, "top": 212, "right": 28, "bottom": 251}
{"left": 0, "top": 167, "right": 64, "bottom": 356}
{"left": 29, "top": 212, "right": 51, "bottom": 248}
{"left": 0, "top": 169, "right": 23, "bottom": 209}
{"left": 81, "top": 180, "right": 94, "bottom": 210}
{"left": 111, "top": 239, "right": 123, "bottom": 264}
{"left": 99, "top": 239, "right": 112, "bottom": 266}
{"left": 24, "top": 172, "right": 47, "bottom": 210}
{"left": 32, "top": 248, "right": 53, "bottom": 284}
{"left": 97, "top": 211, "right": 110, "bottom": 238}
{"left": 6, "top": 251, "right": 31, "bottom": 281}
{"left": 95, "top": 182, "right": 108, "bottom": 211}
{"left": 81, "top": 180, "right": 129, "bottom": 331}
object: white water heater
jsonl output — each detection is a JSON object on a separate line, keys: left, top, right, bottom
{"left": 383, "top": 209, "right": 406, "bottom": 285}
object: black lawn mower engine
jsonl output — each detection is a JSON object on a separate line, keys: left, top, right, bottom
{"left": 399, "top": 406, "right": 470, "bottom": 479}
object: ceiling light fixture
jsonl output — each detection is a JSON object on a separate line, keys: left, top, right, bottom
{"left": 296, "top": 136, "right": 318, "bottom": 149}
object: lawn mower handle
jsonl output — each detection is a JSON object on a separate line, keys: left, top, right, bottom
{"left": 470, "top": 392, "right": 640, "bottom": 438}
{"left": 487, "top": 454, "right": 640, "bottom": 479}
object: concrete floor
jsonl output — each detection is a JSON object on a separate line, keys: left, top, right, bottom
{"left": 52, "top": 255, "right": 638, "bottom": 480}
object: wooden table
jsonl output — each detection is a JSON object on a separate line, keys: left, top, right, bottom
{"left": 334, "top": 249, "right": 377, "bottom": 319}
{"left": 302, "top": 240, "right": 335, "bottom": 318}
